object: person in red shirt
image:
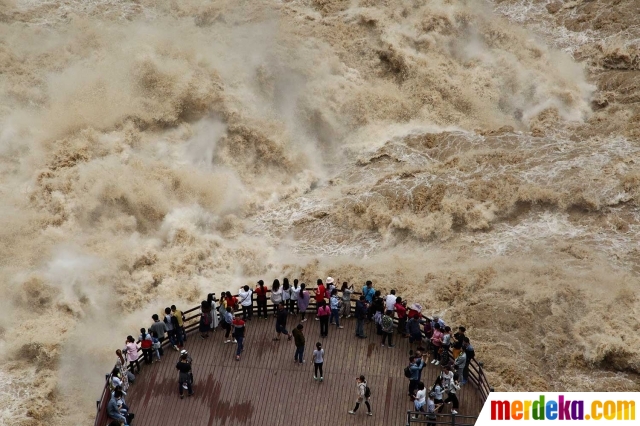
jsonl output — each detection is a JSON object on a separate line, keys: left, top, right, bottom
{"left": 394, "top": 297, "right": 408, "bottom": 337}
{"left": 313, "top": 279, "right": 326, "bottom": 321}
{"left": 314, "top": 278, "right": 326, "bottom": 303}
{"left": 225, "top": 291, "right": 238, "bottom": 310}
{"left": 255, "top": 280, "right": 269, "bottom": 319}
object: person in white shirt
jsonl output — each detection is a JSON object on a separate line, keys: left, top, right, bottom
{"left": 348, "top": 375, "right": 372, "bottom": 416}
{"left": 238, "top": 285, "right": 253, "bottom": 320}
{"left": 270, "top": 279, "right": 283, "bottom": 316}
{"left": 290, "top": 279, "right": 301, "bottom": 315}
{"left": 413, "top": 382, "right": 427, "bottom": 415}
{"left": 385, "top": 290, "right": 397, "bottom": 315}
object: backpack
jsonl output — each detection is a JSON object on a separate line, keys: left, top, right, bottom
{"left": 404, "top": 366, "right": 412, "bottom": 378}
{"left": 364, "top": 386, "right": 371, "bottom": 398}
{"left": 171, "top": 315, "right": 180, "bottom": 328}
{"left": 381, "top": 315, "right": 393, "bottom": 333}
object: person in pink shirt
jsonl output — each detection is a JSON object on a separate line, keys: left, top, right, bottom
{"left": 123, "top": 335, "right": 141, "bottom": 374}
{"left": 317, "top": 300, "right": 331, "bottom": 337}
{"left": 430, "top": 324, "right": 444, "bottom": 366}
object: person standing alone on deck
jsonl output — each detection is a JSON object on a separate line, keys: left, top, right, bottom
{"left": 348, "top": 375, "right": 373, "bottom": 416}
{"left": 312, "top": 342, "right": 325, "bottom": 381}
{"left": 292, "top": 323, "right": 305, "bottom": 364}
{"left": 176, "top": 353, "right": 194, "bottom": 399}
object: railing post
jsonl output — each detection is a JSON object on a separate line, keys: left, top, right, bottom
{"left": 451, "top": 412, "right": 456, "bottom": 426}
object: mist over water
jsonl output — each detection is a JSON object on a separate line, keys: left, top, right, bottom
{"left": 0, "top": 0, "right": 639, "bottom": 424}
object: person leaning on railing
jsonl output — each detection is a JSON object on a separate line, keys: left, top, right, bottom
{"left": 255, "top": 280, "right": 268, "bottom": 319}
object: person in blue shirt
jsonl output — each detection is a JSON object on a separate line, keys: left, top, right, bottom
{"left": 408, "top": 356, "right": 424, "bottom": 397}
{"left": 362, "top": 281, "right": 375, "bottom": 303}
{"left": 329, "top": 289, "right": 344, "bottom": 329}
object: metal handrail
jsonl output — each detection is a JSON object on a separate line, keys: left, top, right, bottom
{"left": 94, "top": 288, "right": 492, "bottom": 425}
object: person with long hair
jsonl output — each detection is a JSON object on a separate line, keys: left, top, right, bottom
{"left": 290, "top": 279, "right": 301, "bottom": 314}
{"left": 348, "top": 375, "right": 372, "bottom": 416}
{"left": 432, "top": 376, "right": 445, "bottom": 412}
{"left": 199, "top": 300, "right": 212, "bottom": 339}
{"left": 317, "top": 300, "right": 331, "bottom": 338}
{"left": 298, "top": 283, "right": 310, "bottom": 322}
{"left": 138, "top": 328, "right": 153, "bottom": 364}
{"left": 255, "top": 280, "right": 269, "bottom": 319}
{"left": 123, "top": 336, "right": 141, "bottom": 374}
{"left": 312, "top": 342, "right": 324, "bottom": 381}
{"left": 313, "top": 279, "right": 326, "bottom": 320}
{"left": 270, "top": 279, "right": 283, "bottom": 317}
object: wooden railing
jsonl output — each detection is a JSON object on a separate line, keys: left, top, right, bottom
{"left": 94, "top": 288, "right": 492, "bottom": 426}
{"left": 406, "top": 412, "right": 479, "bottom": 426}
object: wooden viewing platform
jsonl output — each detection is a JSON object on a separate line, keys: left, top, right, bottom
{"left": 95, "top": 293, "right": 491, "bottom": 426}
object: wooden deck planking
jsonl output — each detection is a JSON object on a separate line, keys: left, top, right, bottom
{"left": 122, "top": 315, "right": 482, "bottom": 426}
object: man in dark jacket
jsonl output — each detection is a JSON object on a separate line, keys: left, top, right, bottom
{"left": 462, "top": 337, "right": 475, "bottom": 384}
{"left": 354, "top": 295, "right": 368, "bottom": 338}
{"left": 292, "top": 323, "right": 305, "bottom": 363}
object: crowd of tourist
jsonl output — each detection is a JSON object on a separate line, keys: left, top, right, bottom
{"left": 105, "top": 278, "right": 477, "bottom": 425}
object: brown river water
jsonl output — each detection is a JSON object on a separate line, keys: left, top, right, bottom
{"left": 0, "top": 0, "right": 638, "bottom": 424}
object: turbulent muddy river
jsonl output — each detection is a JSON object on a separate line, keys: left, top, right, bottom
{"left": 0, "top": 0, "right": 639, "bottom": 424}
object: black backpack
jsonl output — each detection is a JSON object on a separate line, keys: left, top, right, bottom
{"left": 364, "top": 386, "right": 371, "bottom": 398}
{"left": 404, "top": 366, "right": 412, "bottom": 378}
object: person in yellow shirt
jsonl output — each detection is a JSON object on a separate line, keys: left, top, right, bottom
{"left": 171, "top": 305, "right": 186, "bottom": 343}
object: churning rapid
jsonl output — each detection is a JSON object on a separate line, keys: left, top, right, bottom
{"left": 0, "top": 0, "right": 639, "bottom": 424}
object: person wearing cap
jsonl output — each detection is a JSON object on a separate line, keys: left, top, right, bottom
{"left": 238, "top": 285, "right": 253, "bottom": 321}
{"left": 232, "top": 318, "right": 246, "bottom": 361}
{"left": 176, "top": 353, "right": 194, "bottom": 399}
{"left": 325, "top": 277, "right": 336, "bottom": 302}
{"left": 292, "top": 323, "right": 305, "bottom": 364}
{"left": 432, "top": 316, "right": 445, "bottom": 329}
{"left": 179, "top": 349, "right": 194, "bottom": 385}
{"left": 425, "top": 390, "right": 439, "bottom": 426}
{"left": 255, "top": 280, "right": 268, "bottom": 319}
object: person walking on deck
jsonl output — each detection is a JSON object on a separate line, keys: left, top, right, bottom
{"left": 273, "top": 302, "right": 292, "bottom": 341}
{"left": 176, "top": 353, "right": 194, "bottom": 399}
{"left": 292, "top": 323, "right": 305, "bottom": 364}
{"left": 329, "top": 289, "right": 343, "bottom": 329}
{"left": 340, "top": 282, "right": 353, "bottom": 318}
{"left": 348, "top": 375, "right": 373, "bottom": 416}
{"left": 317, "top": 300, "right": 330, "bottom": 337}
{"left": 222, "top": 306, "right": 236, "bottom": 344}
{"left": 298, "top": 283, "right": 311, "bottom": 321}
{"left": 354, "top": 295, "right": 368, "bottom": 338}
{"left": 312, "top": 342, "right": 325, "bottom": 381}
{"left": 232, "top": 318, "right": 246, "bottom": 361}
{"left": 255, "top": 280, "right": 268, "bottom": 319}
{"left": 238, "top": 285, "right": 253, "bottom": 321}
